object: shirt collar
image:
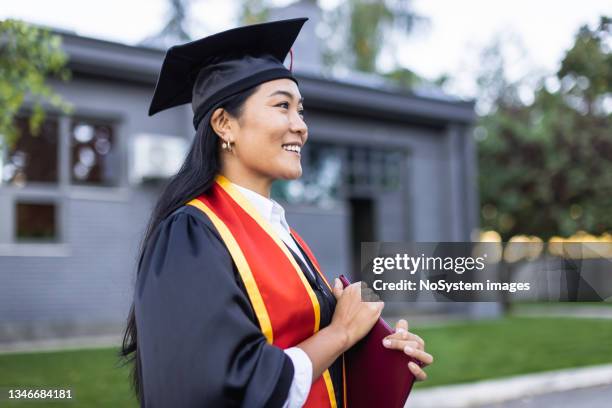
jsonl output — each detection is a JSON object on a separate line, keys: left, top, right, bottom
{"left": 231, "top": 182, "right": 290, "bottom": 231}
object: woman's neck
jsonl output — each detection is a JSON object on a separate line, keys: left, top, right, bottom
{"left": 219, "top": 168, "right": 272, "bottom": 198}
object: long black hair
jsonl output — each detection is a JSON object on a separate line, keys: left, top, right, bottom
{"left": 119, "top": 84, "right": 261, "bottom": 401}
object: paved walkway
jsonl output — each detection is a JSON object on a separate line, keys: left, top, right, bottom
{"left": 482, "top": 384, "right": 612, "bottom": 408}
{"left": 0, "top": 335, "right": 121, "bottom": 354}
{"left": 407, "top": 363, "right": 612, "bottom": 408}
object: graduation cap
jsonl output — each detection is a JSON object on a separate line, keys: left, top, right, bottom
{"left": 148, "top": 17, "right": 308, "bottom": 129}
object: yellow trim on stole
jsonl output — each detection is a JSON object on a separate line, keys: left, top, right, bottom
{"left": 187, "top": 198, "right": 274, "bottom": 344}
{"left": 322, "top": 369, "right": 338, "bottom": 408}
{"left": 342, "top": 354, "right": 347, "bottom": 408}
{"left": 214, "top": 174, "right": 321, "bottom": 333}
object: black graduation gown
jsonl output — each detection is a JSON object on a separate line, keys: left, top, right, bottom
{"left": 134, "top": 205, "right": 343, "bottom": 408}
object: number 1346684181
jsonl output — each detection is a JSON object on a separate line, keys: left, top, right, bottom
{"left": 7, "top": 389, "right": 72, "bottom": 399}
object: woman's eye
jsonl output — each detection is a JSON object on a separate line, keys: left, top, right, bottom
{"left": 275, "top": 102, "right": 305, "bottom": 119}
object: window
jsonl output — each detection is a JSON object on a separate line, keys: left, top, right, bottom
{"left": 2, "top": 117, "right": 59, "bottom": 186}
{"left": 272, "top": 142, "right": 405, "bottom": 206}
{"left": 70, "top": 119, "right": 118, "bottom": 186}
{"left": 15, "top": 201, "right": 58, "bottom": 241}
{"left": 1, "top": 114, "right": 119, "bottom": 187}
{"left": 0, "top": 112, "right": 120, "bottom": 247}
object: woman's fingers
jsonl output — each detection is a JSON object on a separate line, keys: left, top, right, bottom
{"left": 408, "top": 361, "right": 428, "bottom": 381}
{"left": 413, "top": 333, "right": 425, "bottom": 349}
{"left": 383, "top": 335, "right": 433, "bottom": 365}
{"left": 360, "top": 281, "right": 381, "bottom": 302}
{"left": 332, "top": 278, "right": 343, "bottom": 299}
{"left": 362, "top": 288, "right": 380, "bottom": 302}
{"left": 387, "top": 330, "right": 409, "bottom": 340}
{"left": 383, "top": 331, "right": 424, "bottom": 350}
{"left": 392, "top": 319, "right": 409, "bottom": 340}
{"left": 382, "top": 338, "right": 420, "bottom": 351}
{"left": 403, "top": 346, "right": 434, "bottom": 366}
{"left": 389, "top": 318, "right": 431, "bottom": 381}
{"left": 368, "top": 301, "right": 385, "bottom": 315}
{"left": 391, "top": 319, "right": 425, "bottom": 348}
{"left": 395, "top": 319, "right": 409, "bottom": 333}
{"left": 382, "top": 320, "right": 432, "bottom": 381}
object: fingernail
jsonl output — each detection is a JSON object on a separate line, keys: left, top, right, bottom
{"left": 404, "top": 346, "right": 413, "bottom": 354}
{"left": 383, "top": 339, "right": 391, "bottom": 347}
{"left": 396, "top": 327, "right": 406, "bottom": 334}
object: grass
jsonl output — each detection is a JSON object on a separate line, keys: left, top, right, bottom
{"left": 0, "top": 347, "right": 137, "bottom": 407}
{"left": 1, "top": 317, "right": 612, "bottom": 405}
{"left": 412, "top": 317, "right": 612, "bottom": 389}
{"left": 511, "top": 301, "right": 612, "bottom": 313}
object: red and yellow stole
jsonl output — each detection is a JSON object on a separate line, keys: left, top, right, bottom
{"left": 188, "top": 174, "right": 345, "bottom": 408}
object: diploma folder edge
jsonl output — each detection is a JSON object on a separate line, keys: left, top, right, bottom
{"left": 339, "top": 274, "right": 418, "bottom": 408}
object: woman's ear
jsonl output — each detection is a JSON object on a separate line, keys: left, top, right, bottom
{"left": 210, "top": 108, "right": 233, "bottom": 141}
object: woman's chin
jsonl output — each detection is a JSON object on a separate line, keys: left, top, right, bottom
{"left": 279, "top": 166, "right": 302, "bottom": 180}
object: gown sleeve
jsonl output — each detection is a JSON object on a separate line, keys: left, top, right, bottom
{"left": 134, "top": 206, "right": 294, "bottom": 408}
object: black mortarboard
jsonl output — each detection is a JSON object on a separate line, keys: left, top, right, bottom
{"left": 148, "top": 17, "right": 308, "bottom": 129}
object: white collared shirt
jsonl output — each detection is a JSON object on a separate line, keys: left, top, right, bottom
{"left": 232, "top": 182, "right": 314, "bottom": 408}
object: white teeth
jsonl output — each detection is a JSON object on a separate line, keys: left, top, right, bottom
{"left": 283, "top": 144, "right": 301, "bottom": 153}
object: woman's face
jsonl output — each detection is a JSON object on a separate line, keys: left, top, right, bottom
{"left": 219, "top": 78, "right": 308, "bottom": 182}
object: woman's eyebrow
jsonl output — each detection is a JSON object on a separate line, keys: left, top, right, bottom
{"left": 268, "top": 90, "right": 304, "bottom": 103}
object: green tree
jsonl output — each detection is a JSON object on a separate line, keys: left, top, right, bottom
{"left": 237, "top": 0, "right": 429, "bottom": 88}
{"left": 0, "top": 19, "right": 71, "bottom": 147}
{"left": 239, "top": 0, "right": 269, "bottom": 25}
{"left": 325, "top": 0, "right": 423, "bottom": 74}
{"left": 477, "top": 16, "right": 612, "bottom": 240}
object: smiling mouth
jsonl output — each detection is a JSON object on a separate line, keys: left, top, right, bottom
{"left": 282, "top": 144, "right": 302, "bottom": 155}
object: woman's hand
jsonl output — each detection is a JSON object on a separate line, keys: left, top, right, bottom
{"left": 330, "top": 279, "right": 384, "bottom": 352}
{"left": 382, "top": 319, "right": 433, "bottom": 381}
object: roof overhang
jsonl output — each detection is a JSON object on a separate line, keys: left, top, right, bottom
{"left": 59, "top": 31, "right": 475, "bottom": 126}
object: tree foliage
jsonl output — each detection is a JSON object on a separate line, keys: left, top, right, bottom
{"left": 239, "top": 0, "right": 270, "bottom": 25}
{"left": 324, "top": 0, "right": 422, "bottom": 74}
{"left": 0, "top": 19, "right": 71, "bottom": 147}
{"left": 237, "top": 0, "right": 428, "bottom": 87}
{"left": 477, "top": 16, "right": 612, "bottom": 240}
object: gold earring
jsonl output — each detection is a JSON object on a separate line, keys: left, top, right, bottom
{"left": 222, "top": 140, "right": 234, "bottom": 152}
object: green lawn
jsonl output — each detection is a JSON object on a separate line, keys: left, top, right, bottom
{"left": 412, "top": 317, "right": 612, "bottom": 389}
{"left": 1, "top": 317, "right": 612, "bottom": 406}
{"left": 0, "top": 348, "right": 137, "bottom": 407}
{"left": 511, "top": 301, "right": 612, "bottom": 313}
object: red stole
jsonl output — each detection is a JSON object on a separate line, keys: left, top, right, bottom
{"left": 188, "top": 174, "right": 344, "bottom": 408}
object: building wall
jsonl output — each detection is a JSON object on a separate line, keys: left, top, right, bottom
{"left": 0, "top": 74, "right": 191, "bottom": 340}
{"left": 307, "top": 110, "right": 476, "bottom": 241}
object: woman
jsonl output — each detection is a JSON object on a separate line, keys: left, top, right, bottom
{"left": 121, "top": 17, "right": 433, "bottom": 407}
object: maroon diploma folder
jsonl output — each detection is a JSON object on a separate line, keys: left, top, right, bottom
{"left": 339, "top": 274, "right": 417, "bottom": 408}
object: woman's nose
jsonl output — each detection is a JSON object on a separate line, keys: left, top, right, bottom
{"left": 290, "top": 111, "right": 307, "bottom": 136}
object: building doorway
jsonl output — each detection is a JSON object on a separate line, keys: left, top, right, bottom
{"left": 349, "top": 197, "right": 376, "bottom": 281}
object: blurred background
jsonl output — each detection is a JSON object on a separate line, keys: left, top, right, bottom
{"left": 0, "top": 1, "right": 611, "bottom": 407}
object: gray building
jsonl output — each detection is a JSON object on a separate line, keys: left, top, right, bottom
{"left": 0, "top": 19, "right": 477, "bottom": 342}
